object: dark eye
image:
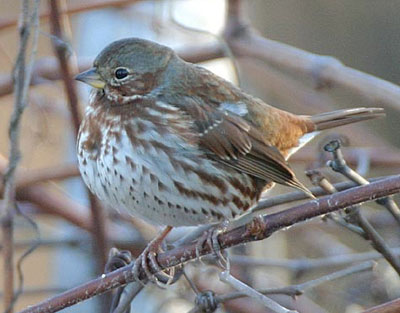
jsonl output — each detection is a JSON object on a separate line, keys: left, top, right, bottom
{"left": 115, "top": 68, "right": 129, "bottom": 80}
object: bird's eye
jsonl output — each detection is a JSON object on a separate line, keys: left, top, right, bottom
{"left": 115, "top": 68, "right": 129, "bottom": 80}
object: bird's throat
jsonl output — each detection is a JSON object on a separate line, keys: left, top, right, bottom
{"left": 105, "top": 87, "right": 145, "bottom": 105}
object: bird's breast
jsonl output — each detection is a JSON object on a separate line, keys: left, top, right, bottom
{"left": 77, "top": 101, "right": 260, "bottom": 226}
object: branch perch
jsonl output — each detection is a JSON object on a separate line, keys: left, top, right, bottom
{"left": 19, "top": 174, "right": 400, "bottom": 313}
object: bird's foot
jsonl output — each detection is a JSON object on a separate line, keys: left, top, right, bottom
{"left": 195, "top": 221, "right": 230, "bottom": 269}
{"left": 132, "top": 226, "right": 180, "bottom": 288}
{"left": 105, "top": 247, "right": 133, "bottom": 273}
{"left": 105, "top": 248, "right": 133, "bottom": 313}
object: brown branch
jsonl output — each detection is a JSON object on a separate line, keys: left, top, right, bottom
{"left": 48, "top": 0, "right": 109, "bottom": 271}
{"left": 224, "top": 0, "right": 400, "bottom": 112}
{"left": 323, "top": 140, "right": 400, "bottom": 275}
{"left": 18, "top": 175, "right": 400, "bottom": 313}
{"left": 16, "top": 185, "right": 93, "bottom": 232}
{"left": 13, "top": 163, "right": 79, "bottom": 189}
{"left": 0, "top": 156, "right": 79, "bottom": 193}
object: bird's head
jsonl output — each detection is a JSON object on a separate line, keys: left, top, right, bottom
{"left": 75, "top": 38, "right": 175, "bottom": 103}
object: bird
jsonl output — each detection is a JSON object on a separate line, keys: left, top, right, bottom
{"left": 75, "top": 38, "right": 384, "bottom": 280}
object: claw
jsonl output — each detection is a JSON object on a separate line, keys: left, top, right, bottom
{"left": 131, "top": 226, "right": 179, "bottom": 287}
{"left": 195, "top": 221, "right": 230, "bottom": 270}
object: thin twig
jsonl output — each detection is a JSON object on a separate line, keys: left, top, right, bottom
{"left": 12, "top": 204, "right": 42, "bottom": 311}
{"left": 217, "top": 261, "right": 374, "bottom": 303}
{"left": 306, "top": 169, "right": 365, "bottom": 236}
{"left": 325, "top": 140, "right": 400, "bottom": 225}
{"left": 219, "top": 271, "right": 296, "bottom": 313}
{"left": 18, "top": 175, "right": 400, "bottom": 313}
{"left": 322, "top": 140, "right": 400, "bottom": 276}
{"left": 1, "top": 1, "right": 40, "bottom": 312}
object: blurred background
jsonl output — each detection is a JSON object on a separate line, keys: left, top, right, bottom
{"left": 0, "top": 1, "right": 400, "bottom": 313}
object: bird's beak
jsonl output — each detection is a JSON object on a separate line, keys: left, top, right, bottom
{"left": 75, "top": 68, "right": 105, "bottom": 89}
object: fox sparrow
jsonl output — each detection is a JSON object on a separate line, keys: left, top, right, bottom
{"left": 75, "top": 38, "right": 383, "bottom": 278}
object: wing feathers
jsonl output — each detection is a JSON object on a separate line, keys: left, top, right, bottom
{"left": 195, "top": 108, "right": 313, "bottom": 198}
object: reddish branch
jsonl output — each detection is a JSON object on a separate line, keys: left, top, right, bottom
{"left": 18, "top": 175, "right": 400, "bottom": 313}
{"left": 48, "top": 0, "right": 109, "bottom": 271}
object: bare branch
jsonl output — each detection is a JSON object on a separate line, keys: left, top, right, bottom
{"left": 1, "top": 1, "right": 40, "bottom": 312}
{"left": 18, "top": 175, "right": 400, "bottom": 313}
{"left": 219, "top": 271, "right": 296, "bottom": 313}
{"left": 324, "top": 140, "right": 400, "bottom": 276}
{"left": 224, "top": 0, "right": 400, "bottom": 112}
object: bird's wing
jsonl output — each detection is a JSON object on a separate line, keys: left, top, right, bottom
{"left": 180, "top": 99, "right": 313, "bottom": 196}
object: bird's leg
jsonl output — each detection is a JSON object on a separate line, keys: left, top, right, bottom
{"left": 195, "top": 221, "right": 230, "bottom": 269}
{"left": 132, "top": 226, "right": 177, "bottom": 287}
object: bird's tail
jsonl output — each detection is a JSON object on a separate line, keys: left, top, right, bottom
{"left": 309, "top": 107, "right": 385, "bottom": 131}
